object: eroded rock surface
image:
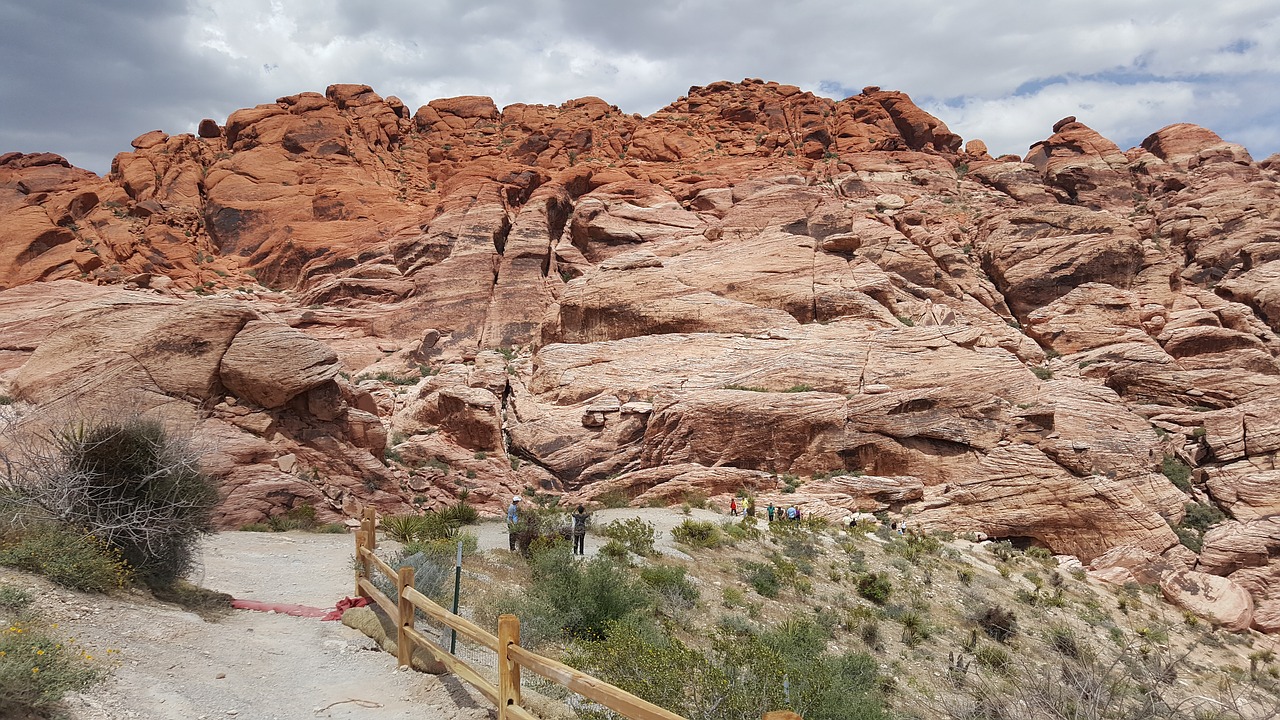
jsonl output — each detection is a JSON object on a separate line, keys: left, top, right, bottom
{"left": 3, "top": 79, "right": 1280, "bottom": 628}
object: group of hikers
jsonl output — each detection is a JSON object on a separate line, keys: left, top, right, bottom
{"left": 728, "top": 496, "right": 803, "bottom": 522}
{"left": 505, "top": 496, "right": 591, "bottom": 555}
{"left": 505, "top": 493, "right": 814, "bottom": 556}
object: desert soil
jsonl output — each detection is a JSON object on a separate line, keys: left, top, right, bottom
{"left": 8, "top": 507, "right": 732, "bottom": 720}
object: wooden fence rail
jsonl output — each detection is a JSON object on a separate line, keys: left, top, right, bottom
{"left": 351, "top": 508, "right": 795, "bottom": 720}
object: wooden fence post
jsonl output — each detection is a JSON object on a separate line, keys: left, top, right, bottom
{"left": 353, "top": 527, "right": 365, "bottom": 598}
{"left": 356, "top": 507, "right": 377, "bottom": 600}
{"left": 397, "top": 566, "right": 415, "bottom": 668}
{"left": 498, "top": 614, "right": 522, "bottom": 720}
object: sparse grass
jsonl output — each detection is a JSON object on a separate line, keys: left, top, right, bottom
{"left": 0, "top": 525, "right": 133, "bottom": 592}
{"left": 0, "top": 595, "right": 104, "bottom": 715}
{"left": 1161, "top": 453, "right": 1193, "bottom": 492}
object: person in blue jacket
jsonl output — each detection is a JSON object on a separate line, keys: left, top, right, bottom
{"left": 507, "top": 496, "right": 522, "bottom": 551}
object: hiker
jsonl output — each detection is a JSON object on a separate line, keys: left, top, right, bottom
{"left": 730, "top": 497, "right": 738, "bottom": 516}
{"left": 571, "top": 505, "right": 590, "bottom": 556}
{"left": 795, "top": 507, "right": 802, "bottom": 522}
{"left": 507, "top": 496, "right": 522, "bottom": 551}
{"left": 767, "top": 503, "right": 775, "bottom": 522}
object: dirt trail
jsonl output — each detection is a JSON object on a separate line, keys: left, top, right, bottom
{"left": 11, "top": 531, "right": 491, "bottom": 720}
{"left": 11, "top": 507, "right": 742, "bottom": 719}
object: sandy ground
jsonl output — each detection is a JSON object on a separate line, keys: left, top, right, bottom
{"left": 9, "top": 508, "right": 741, "bottom": 720}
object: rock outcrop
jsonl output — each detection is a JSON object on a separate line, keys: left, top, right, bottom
{"left": 3, "top": 78, "right": 1280, "bottom": 629}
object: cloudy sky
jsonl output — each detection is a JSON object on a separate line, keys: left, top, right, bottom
{"left": 3, "top": 0, "right": 1277, "bottom": 175}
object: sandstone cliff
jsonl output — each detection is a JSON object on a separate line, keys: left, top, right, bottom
{"left": 2, "top": 80, "right": 1279, "bottom": 629}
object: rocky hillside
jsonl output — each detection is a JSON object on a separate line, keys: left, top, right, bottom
{"left": 2, "top": 79, "right": 1279, "bottom": 632}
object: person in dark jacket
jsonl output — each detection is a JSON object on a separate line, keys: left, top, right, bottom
{"left": 571, "top": 505, "right": 590, "bottom": 555}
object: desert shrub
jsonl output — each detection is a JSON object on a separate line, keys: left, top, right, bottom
{"left": 601, "top": 517, "right": 657, "bottom": 556}
{"left": 438, "top": 501, "right": 479, "bottom": 525}
{"left": 382, "top": 514, "right": 431, "bottom": 542}
{"left": 0, "top": 524, "right": 132, "bottom": 592}
{"left": 372, "top": 546, "right": 452, "bottom": 605}
{"left": 856, "top": 571, "right": 893, "bottom": 605}
{"left": 744, "top": 562, "right": 782, "bottom": 598}
{"left": 886, "top": 533, "right": 942, "bottom": 564}
{"left": 404, "top": 531, "right": 479, "bottom": 565}
{"left": 2, "top": 417, "right": 218, "bottom": 585}
{"left": 1181, "top": 501, "right": 1225, "bottom": 532}
{"left": 987, "top": 540, "right": 1017, "bottom": 562}
{"left": 723, "top": 516, "right": 762, "bottom": 543}
{"left": 571, "top": 616, "right": 891, "bottom": 720}
{"left": 672, "top": 519, "right": 722, "bottom": 548}
{"left": 1160, "top": 453, "right": 1192, "bottom": 491}
{"left": 896, "top": 608, "right": 932, "bottom": 646}
{"left": 501, "top": 545, "right": 652, "bottom": 642}
{"left": 239, "top": 522, "right": 272, "bottom": 532}
{"left": 0, "top": 605, "right": 103, "bottom": 715}
{"left": 266, "top": 504, "right": 320, "bottom": 532}
{"left": 509, "top": 507, "right": 570, "bottom": 555}
{"left": 1175, "top": 501, "right": 1227, "bottom": 552}
{"left": 974, "top": 644, "right": 1012, "bottom": 674}
{"left": 1046, "top": 623, "right": 1084, "bottom": 659}
{"left": 976, "top": 605, "right": 1018, "bottom": 643}
{"left": 599, "top": 539, "right": 630, "bottom": 560}
{"left": 639, "top": 565, "right": 699, "bottom": 611}
{"left": 0, "top": 584, "right": 33, "bottom": 613}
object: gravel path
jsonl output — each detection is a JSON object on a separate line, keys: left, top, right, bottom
{"left": 12, "top": 508, "right": 742, "bottom": 719}
{"left": 13, "top": 531, "right": 491, "bottom": 720}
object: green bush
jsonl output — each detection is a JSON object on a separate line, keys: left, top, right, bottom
{"left": 509, "top": 507, "right": 570, "bottom": 556}
{"left": 855, "top": 572, "right": 892, "bottom": 605}
{"left": 601, "top": 518, "right": 657, "bottom": 557}
{"left": 1160, "top": 453, "right": 1192, "bottom": 491}
{"left": 571, "top": 615, "right": 891, "bottom": 720}
{"left": 0, "top": 605, "right": 103, "bottom": 715}
{"left": 886, "top": 533, "right": 942, "bottom": 564}
{"left": 599, "top": 539, "right": 630, "bottom": 560}
{"left": 672, "top": 519, "right": 722, "bottom": 548}
{"left": 383, "top": 511, "right": 459, "bottom": 544}
{"left": 382, "top": 514, "right": 431, "bottom": 543}
{"left": 405, "top": 532, "right": 479, "bottom": 564}
{"left": 501, "top": 546, "right": 653, "bottom": 642}
{"left": 0, "top": 525, "right": 133, "bottom": 592}
{"left": 639, "top": 565, "right": 699, "bottom": 611}
{"left": 744, "top": 562, "right": 781, "bottom": 598}
{"left": 0, "top": 585, "right": 33, "bottom": 613}
{"left": 439, "top": 501, "right": 479, "bottom": 525}
{"left": 974, "top": 643, "right": 1012, "bottom": 674}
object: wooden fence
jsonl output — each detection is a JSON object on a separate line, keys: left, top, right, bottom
{"left": 352, "top": 507, "right": 701, "bottom": 720}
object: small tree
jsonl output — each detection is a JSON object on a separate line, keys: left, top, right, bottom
{"left": 2, "top": 415, "right": 219, "bottom": 586}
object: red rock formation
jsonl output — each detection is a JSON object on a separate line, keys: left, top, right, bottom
{"left": 3, "top": 79, "right": 1280, "bottom": 628}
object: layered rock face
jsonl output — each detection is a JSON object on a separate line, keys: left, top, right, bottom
{"left": 2, "top": 80, "right": 1279, "bottom": 629}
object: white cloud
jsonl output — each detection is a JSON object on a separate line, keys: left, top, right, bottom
{"left": 925, "top": 80, "right": 1202, "bottom": 157}
{"left": 2, "top": 0, "right": 1278, "bottom": 173}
